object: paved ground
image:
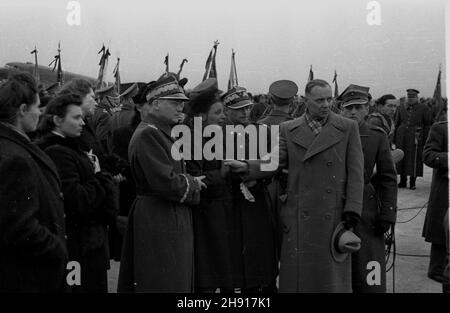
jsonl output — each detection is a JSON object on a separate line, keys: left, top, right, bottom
{"left": 107, "top": 166, "right": 443, "bottom": 293}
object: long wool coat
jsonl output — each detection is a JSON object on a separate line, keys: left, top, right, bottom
{"left": 247, "top": 112, "right": 364, "bottom": 292}
{"left": 118, "top": 114, "right": 200, "bottom": 293}
{"left": 0, "top": 123, "right": 68, "bottom": 292}
{"left": 394, "top": 102, "right": 432, "bottom": 177}
{"left": 422, "top": 121, "right": 448, "bottom": 246}
{"left": 351, "top": 122, "right": 397, "bottom": 293}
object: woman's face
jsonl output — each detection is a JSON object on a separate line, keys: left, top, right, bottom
{"left": 21, "top": 94, "right": 41, "bottom": 133}
{"left": 56, "top": 104, "right": 85, "bottom": 137}
{"left": 81, "top": 88, "right": 97, "bottom": 117}
{"left": 204, "top": 101, "right": 226, "bottom": 126}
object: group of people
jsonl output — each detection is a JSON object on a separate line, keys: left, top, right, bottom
{"left": 0, "top": 69, "right": 448, "bottom": 293}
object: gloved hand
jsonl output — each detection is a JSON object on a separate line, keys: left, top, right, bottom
{"left": 374, "top": 219, "right": 392, "bottom": 235}
{"left": 342, "top": 211, "right": 360, "bottom": 230}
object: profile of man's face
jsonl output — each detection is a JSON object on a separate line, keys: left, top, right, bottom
{"left": 341, "top": 103, "right": 369, "bottom": 124}
{"left": 154, "top": 99, "right": 185, "bottom": 125}
{"left": 379, "top": 99, "right": 397, "bottom": 118}
{"left": 226, "top": 105, "right": 252, "bottom": 125}
{"left": 306, "top": 85, "right": 332, "bottom": 120}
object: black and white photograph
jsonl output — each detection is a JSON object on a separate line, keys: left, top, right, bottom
{"left": 0, "top": 0, "right": 448, "bottom": 301}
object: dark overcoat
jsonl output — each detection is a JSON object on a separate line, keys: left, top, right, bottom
{"left": 351, "top": 121, "right": 397, "bottom": 293}
{"left": 91, "top": 99, "right": 114, "bottom": 157}
{"left": 225, "top": 121, "right": 278, "bottom": 290}
{"left": 185, "top": 124, "right": 242, "bottom": 289}
{"left": 37, "top": 134, "right": 117, "bottom": 293}
{"left": 258, "top": 109, "right": 293, "bottom": 126}
{"left": 394, "top": 102, "right": 432, "bottom": 177}
{"left": 0, "top": 123, "right": 68, "bottom": 292}
{"left": 118, "top": 114, "right": 200, "bottom": 292}
{"left": 247, "top": 112, "right": 364, "bottom": 292}
{"left": 422, "top": 121, "right": 448, "bottom": 246}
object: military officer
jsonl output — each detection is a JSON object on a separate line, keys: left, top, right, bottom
{"left": 258, "top": 80, "right": 297, "bottom": 126}
{"left": 339, "top": 84, "right": 398, "bottom": 293}
{"left": 394, "top": 89, "right": 432, "bottom": 189}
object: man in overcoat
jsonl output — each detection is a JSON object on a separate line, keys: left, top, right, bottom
{"left": 394, "top": 89, "right": 432, "bottom": 189}
{"left": 117, "top": 75, "right": 205, "bottom": 292}
{"left": 226, "top": 79, "right": 364, "bottom": 292}
{"left": 422, "top": 117, "right": 448, "bottom": 290}
{"left": 339, "top": 84, "right": 398, "bottom": 293}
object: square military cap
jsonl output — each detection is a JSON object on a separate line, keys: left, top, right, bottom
{"left": 269, "top": 80, "right": 298, "bottom": 105}
{"left": 145, "top": 75, "right": 189, "bottom": 103}
{"left": 220, "top": 86, "right": 253, "bottom": 109}
{"left": 338, "top": 84, "right": 370, "bottom": 107}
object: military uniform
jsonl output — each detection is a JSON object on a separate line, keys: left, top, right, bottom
{"left": 394, "top": 89, "right": 432, "bottom": 188}
{"left": 222, "top": 87, "right": 277, "bottom": 292}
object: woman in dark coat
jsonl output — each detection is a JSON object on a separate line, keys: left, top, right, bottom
{"left": 36, "top": 94, "right": 117, "bottom": 293}
{"left": 422, "top": 119, "right": 448, "bottom": 286}
{"left": 0, "top": 72, "right": 68, "bottom": 292}
{"left": 185, "top": 78, "right": 242, "bottom": 292}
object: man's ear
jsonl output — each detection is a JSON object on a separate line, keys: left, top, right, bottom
{"left": 18, "top": 103, "right": 28, "bottom": 117}
{"left": 153, "top": 100, "right": 160, "bottom": 111}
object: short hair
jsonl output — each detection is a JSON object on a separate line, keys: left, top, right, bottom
{"left": 37, "top": 94, "right": 83, "bottom": 135}
{"left": 377, "top": 94, "right": 396, "bottom": 106}
{"left": 58, "top": 78, "right": 93, "bottom": 98}
{"left": 305, "top": 79, "right": 331, "bottom": 96}
{"left": 0, "top": 72, "right": 38, "bottom": 124}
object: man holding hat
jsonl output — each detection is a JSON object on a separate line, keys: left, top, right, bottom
{"left": 339, "top": 84, "right": 398, "bottom": 293}
{"left": 222, "top": 86, "right": 278, "bottom": 292}
{"left": 226, "top": 79, "right": 364, "bottom": 292}
{"left": 117, "top": 75, "right": 206, "bottom": 292}
{"left": 258, "top": 80, "right": 297, "bottom": 126}
{"left": 394, "top": 89, "right": 432, "bottom": 189}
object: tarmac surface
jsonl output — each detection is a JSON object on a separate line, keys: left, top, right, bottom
{"left": 107, "top": 165, "right": 443, "bottom": 293}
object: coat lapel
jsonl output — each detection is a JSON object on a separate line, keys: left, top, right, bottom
{"left": 302, "top": 113, "right": 345, "bottom": 161}
{"left": 289, "top": 116, "right": 316, "bottom": 150}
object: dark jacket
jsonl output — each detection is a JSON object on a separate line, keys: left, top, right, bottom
{"left": 185, "top": 120, "right": 242, "bottom": 289}
{"left": 37, "top": 133, "right": 118, "bottom": 292}
{"left": 394, "top": 102, "right": 432, "bottom": 177}
{"left": 422, "top": 121, "right": 448, "bottom": 245}
{"left": 258, "top": 109, "right": 293, "bottom": 126}
{"left": 352, "top": 121, "right": 398, "bottom": 293}
{"left": 0, "top": 123, "right": 68, "bottom": 292}
{"left": 118, "top": 114, "right": 201, "bottom": 292}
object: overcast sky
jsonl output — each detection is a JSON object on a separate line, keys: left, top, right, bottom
{"left": 0, "top": 0, "right": 447, "bottom": 97}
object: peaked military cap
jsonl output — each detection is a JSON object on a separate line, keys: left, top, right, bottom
{"left": 145, "top": 75, "right": 189, "bottom": 103}
{"left": 96, "top": 84, "right": 116, "bottom": 97}
{"left": 338, "top": 84, "right": 370, "bottom": 107}
{"left": 220, "top": 86, "right": 253, "bottom": 109}
{"left": 406, "top": 88, "right": 420, "bottom": 95}
{"left": 188, "top": 78, "right": 222, "bottom": 114}
{"left": 120, "top": 82, "right": 139, "bottom": 98}
{"left": 269, "top": 80, "right": 298, "bottom": 105}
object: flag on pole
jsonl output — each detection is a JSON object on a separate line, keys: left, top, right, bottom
{"left": 164, "top": 53, "right": 169, "bottom": 73}
{"left": 228, "top": 49, "right": 239, "bottom": 90}
{"left": 96, "top": 44, "right": 111, "bottom": 89}
{"left": 49, "top": 42, "right": 63, "bottom": 85}
{"left": 433, "top": 65, "right": 444, "bottom": 121}
{"left": 177, "top": 58, "right": 188, "bottom": 79}
{"left": 113, "top": 58, "right": 121, "bottom": 95}
{"left": 308, "top": 65, "right": 314, "bottom": 82}
{"left": 332, "top": 70, "right": 338, "bottom": 98}
{"left": 202, "top": 40, "right": 219, "bottom": 81}
{"left": 30, "top": 46, "right": 40, "bottom": 82}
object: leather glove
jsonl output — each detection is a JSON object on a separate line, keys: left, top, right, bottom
{"left": 342, "top": 211, "right": 360, "bottom": 230}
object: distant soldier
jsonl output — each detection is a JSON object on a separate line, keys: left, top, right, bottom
{"left": 339, "top": 84, "right": 397, "bottom": 293}
{"left": 249, "top": 94, "right": 269, "bottom": 122}
{"left": 92, "top": 84, "right": 119, "bottom": 158}
{"left": 258, "top": 80, "right": 297, "bottom": 126}
{"left": 109, "top": 82, "right": 139, "bottom": 133}
{"left": 394, "top": 89, "right": 432, "bottom": 189}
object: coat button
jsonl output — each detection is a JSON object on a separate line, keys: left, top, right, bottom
{"left": 324, "top": 214, "right": 331, "bottom": 220}
{"left": 327, "top": 161, "right": 333, "bottom": 166}
{"left": 326, "top": 189, "right": 332, "bottom": 193}
{"left": 65, "top": 235, "right": 68, "bottom": 240}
